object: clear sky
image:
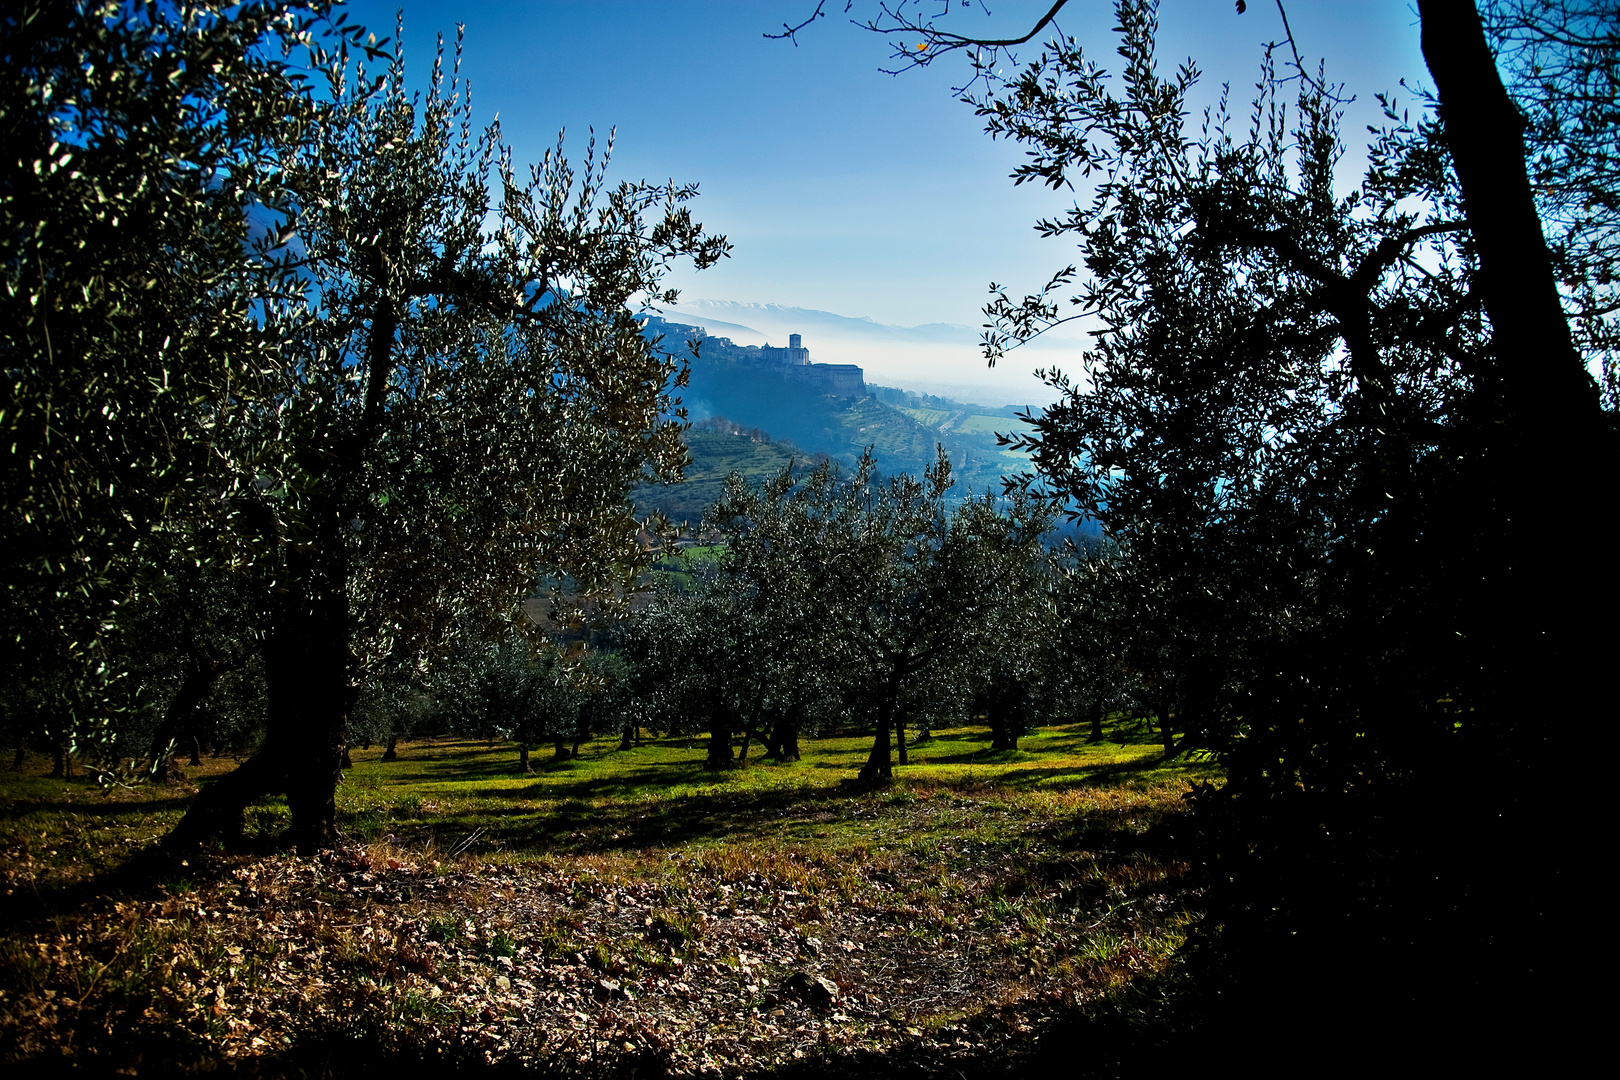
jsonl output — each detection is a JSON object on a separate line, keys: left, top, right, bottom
{"left": 335, "top": 1, "right": 1431, "bottom": 400}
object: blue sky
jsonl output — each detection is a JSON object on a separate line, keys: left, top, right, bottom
{"left": 336, "top": 1, "right": 1430, "bottom": 401}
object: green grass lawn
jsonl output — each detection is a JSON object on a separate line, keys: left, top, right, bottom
{"left": 330, "top": 723, "right": 1216, "bottom": 858}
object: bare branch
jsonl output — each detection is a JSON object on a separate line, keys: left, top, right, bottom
{"left": 764, "top": 0, "right": 831, "bottom": 44}
{"left": 1266, "top": 1, "right": 1354, "bottom": 105}
{"left": 887, "top": 0, "right": 1072, "bottom": 49}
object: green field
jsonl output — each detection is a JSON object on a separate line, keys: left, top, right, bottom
{"left": 955, "top": 413, "right": 1024, "bottom": 436}
{"left": 899, "top": 407, "right": 951, "bottom": 427}
{"left": 0, "top": 721, "right": 1216, "bottom": 1075}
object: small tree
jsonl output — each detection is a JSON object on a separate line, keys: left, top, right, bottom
{"left": 437, "top": 635, "right": 576, "bottom": 773}
{"left": 962, "top": 542, "right": 1062, "bottom": 753}
{"left": 617, "top": 578, "right": 766, "bottom": 768}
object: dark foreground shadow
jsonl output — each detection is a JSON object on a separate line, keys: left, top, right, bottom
{"left": 2, "top": 959, "right": 1572, "bottom": 1079}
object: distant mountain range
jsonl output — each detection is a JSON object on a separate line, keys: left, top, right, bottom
{"left": 662, "top": 299, "right": 980, "bottom": 347}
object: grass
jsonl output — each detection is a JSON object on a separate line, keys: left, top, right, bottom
{"left": 898, "top": 408, "right": 951, "bottom": 427}
{"left": 330, "top": 723, "right": 1213, "bottom": 856}
{"left": 0, "top": 721, "right": 1219, "bottom": 1075}
{"left": 952, "top": 413, "right": 1023, "bottom": 436}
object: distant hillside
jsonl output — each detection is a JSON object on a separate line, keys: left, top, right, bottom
{"left": 656, "top": 300, "right": 1056, "bottom": 406}
{"left": 632, "top": 318, "right": 1044, "bottom": 522}
{"left": 670, "top": 324, "right": 1028, "bottom": 479}
{"left": 633, "top": 423, "right": 809, "bottom": 524}
{"left": 868, "top": 384, "right": 1032, "bottom": 420}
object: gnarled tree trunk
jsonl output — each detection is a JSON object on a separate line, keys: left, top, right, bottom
{"left": 168, "top": 545, "right": 351, "bottom": 855}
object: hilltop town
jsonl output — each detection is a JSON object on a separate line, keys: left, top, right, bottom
{"left": 641, "top": 315, "right": 866, "bottom": 398}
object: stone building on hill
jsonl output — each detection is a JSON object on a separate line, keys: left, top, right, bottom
{"left": 759, "top": 333, "right": 810, "bottom": 365}
{"left": 789, "top": 359, "right": 865, "bottom": 397}
{"left": 640, "top": 317, "right": 866, "bottom": 399}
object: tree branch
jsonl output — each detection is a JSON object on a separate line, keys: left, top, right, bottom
{"left": 764, "top": 0, "right": 831, "bottom": 44}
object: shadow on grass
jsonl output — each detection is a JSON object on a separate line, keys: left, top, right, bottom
{"left": 0, "top": 726, "right": 1210, "bottom": 928}
{"left": 329, "top": 725, "right": 1223, "bottom": 860}
{"left": 989, "top": 755, "right": 1220, "bottom": 791}
{"left": 359, "top": 773, "right": 877, "bottom": 859}
{"left": 0, "top": 785, "right": 199, "bottom": 824}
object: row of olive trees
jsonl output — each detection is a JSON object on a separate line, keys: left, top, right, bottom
{"left": 2, "top": 1, "right": 724, "bottom": 849}
{"left": 609, "top": 450, "right": 1150, "bottom": 775}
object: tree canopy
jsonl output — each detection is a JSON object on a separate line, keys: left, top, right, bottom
{"left": 845, "top": 0, "right": 1615, "bottom": 1037}
{"left": 1, "top": 0, "right": 340, "bottom": 780}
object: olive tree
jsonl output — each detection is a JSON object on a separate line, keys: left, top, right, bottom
{"left": 616, "top": 570, "right": 820, "bottom": 768}
{"left": 1482, "top": 0, "right": 1620, "bottom": 395}
{"left": 0, "top": 1, "right": 353, "bottom": 777}
{"left": 710, "top": 451, "right": 1054, "bottom": 780}
{"left": 169, "top": 27, "right": 726, "bottom": 851}
{"left": 435, "top": 635, "right": 579, "bottom": 772}
{"left": 847, "top": 0, "right": 1615, "bottom": 1039}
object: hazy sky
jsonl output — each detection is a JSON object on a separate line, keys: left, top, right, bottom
{"left": 335, "top": 1, "right": 1431, "bottom": 398}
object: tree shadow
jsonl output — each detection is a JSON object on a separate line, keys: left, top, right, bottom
{"left": 373, "top": 774, "right": 877, "bottom": 858}
{"left": 0, "top": 788, "right": 198, "bottom": 823}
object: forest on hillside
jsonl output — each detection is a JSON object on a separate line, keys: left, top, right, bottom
{"left": 2, "top": 0, "right": 1614, "bottom": 1073}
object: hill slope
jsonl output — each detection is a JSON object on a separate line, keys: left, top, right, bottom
{"left": 633, "top": 426, "right": 806, "bottom": 523}
{"left": 641, "top": 318, "right": 1036, "bottom": 506}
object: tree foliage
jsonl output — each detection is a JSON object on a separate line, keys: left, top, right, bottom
{"left": 165, "top": 21, "right": 727, "bottom": 851}
{"left": 0, "top": 0, "right": 346, "bottom": 775}
{"left": 1, "top": 5, "right": 725, "bottom": 846}
{"left": 708, "top": 451, "right": 1055, "bottom": 779}
{"left": 1483, "top": 0, "right": 1620, "bottom": 398}
{"left": 874, "top": 0, "right": 1616, "bottom": 1031}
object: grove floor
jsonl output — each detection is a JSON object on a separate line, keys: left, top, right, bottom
{"left": 0, "top": 724, "right": 1219, "bottom": 1076}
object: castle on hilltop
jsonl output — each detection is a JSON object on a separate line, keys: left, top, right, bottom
{"left": 641, "top": 318, "right": 866, "bottom": 399}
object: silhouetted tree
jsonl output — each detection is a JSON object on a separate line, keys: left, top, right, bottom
{"left": 856, "top": 0, "right": 1613, "bottom": 1049}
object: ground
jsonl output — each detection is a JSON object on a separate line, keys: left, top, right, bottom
{"left": 0, "top": 723, "right": 1219, "bottom": 1076}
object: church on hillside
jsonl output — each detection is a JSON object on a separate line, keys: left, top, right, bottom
{"left": 640, "top": 318, "right": 866, "bottom": 399}
{"left": 754, "top": 333, "right": 866, "bottom": 398}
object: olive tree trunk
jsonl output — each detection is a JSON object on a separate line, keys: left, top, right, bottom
{"left": 169, "top": 546, "right": 351, "bottom": 854}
